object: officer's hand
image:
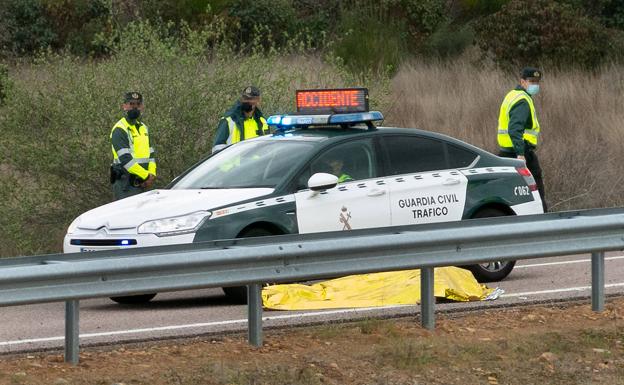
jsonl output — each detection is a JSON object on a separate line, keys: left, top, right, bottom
{"left": 517, "top": 155, "right": 526, "bottom": 162}
{"left": 142, "top": 174, "right": 156, "bottom": 188}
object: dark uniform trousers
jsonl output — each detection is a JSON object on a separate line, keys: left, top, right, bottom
{"left": 499, "top": 144, "right": 547, "bottom": 212}
{"left": 112, "top": 172, "right": 145, "bottom": 200}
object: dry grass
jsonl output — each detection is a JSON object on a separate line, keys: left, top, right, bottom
{"left": 0, "top": 298, "right": 623, "bottom": 385}
{"left": 387, "top": 60, "right": 624, "bottom": 210}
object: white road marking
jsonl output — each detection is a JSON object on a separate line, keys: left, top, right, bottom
{"left": 501, "top": 282, "right": 624, "bottom": 298}
{"left": 0, "top": 306, "right": 404, "bottom": 347}
{"left": 4, "top": 256, "right": 624, "bottom": 348}
{"left": 515, "top": 255, "right": 624, "bottom": 269}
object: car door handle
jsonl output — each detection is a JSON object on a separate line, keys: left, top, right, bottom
{"left": 367, "top": 188, "right": 386, "bottom": 197}
{"left": 442, "top": 178, "right": 461, "bottom": 186}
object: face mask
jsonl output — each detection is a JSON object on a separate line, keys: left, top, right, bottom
{"left": 241, "top": 102, "right": 254, "bottom": 113}
{"left": 526, "top": 84, "right": 540, "bottom": 96}
{"left": 126, "top": 108, "right": 141, "bottom": 120}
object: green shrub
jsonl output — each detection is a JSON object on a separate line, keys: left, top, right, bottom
{"left": 41, "top": 0, "right": 111, "bottom": 55}
{"left": 290, "top": 0, "right": 339, "bottom": 50}
{"left": 476, "top": 0, "right": 613, "bottom": 69}
{"left": 0, "top": 0, "right": 56, "bottom": 55}
{"left": 386, "top": 0, "right": 448, "bottom": 35}
{"left": 459, "top": 0, "right": 509, "bottom": 17}
{"left": 332, "top": 1, "right": 409, "bottom": 75}
{"left": 136, "top": 0, "right": 213, "bottom": 25}
{"left": 226, "top": 0, "right": 299, "bottom": 50}
{"left": 424, "top": 22, "right": 475, "bottom": 58}
{"left": 0, "top": 64, "right": 8, "bottom": 105}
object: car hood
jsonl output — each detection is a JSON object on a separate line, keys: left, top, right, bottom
{"left": 75, "top": 188, "right": 274, "bottom": 230}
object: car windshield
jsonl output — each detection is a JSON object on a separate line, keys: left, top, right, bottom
{"left": 171, "top": 140, "right": 316, "bottom": 189}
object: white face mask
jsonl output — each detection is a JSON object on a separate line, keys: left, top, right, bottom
{"left": 526, "top": 84, "right": 540, "bottom": 96}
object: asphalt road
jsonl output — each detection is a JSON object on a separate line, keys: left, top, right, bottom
{"left": 2, "top": 252, "right": 624, "bottom": 355}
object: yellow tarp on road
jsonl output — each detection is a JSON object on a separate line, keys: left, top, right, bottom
{"left": 262, "top": 267, "right": 500, "bottom": 310}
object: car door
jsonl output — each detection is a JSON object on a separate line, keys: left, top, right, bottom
{"left": 294, "top": 138, "right": 391, "bottom": 233}
{"left": 380, "top": 135, "right": 470, "bottom": 226}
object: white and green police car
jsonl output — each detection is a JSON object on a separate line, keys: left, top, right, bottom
{"left": 64, "top": 88, "right": 543, "bottom": 303}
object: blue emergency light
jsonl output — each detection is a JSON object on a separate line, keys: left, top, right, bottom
{"left": 267, "top": 111, "right": 384, "bottom": 129}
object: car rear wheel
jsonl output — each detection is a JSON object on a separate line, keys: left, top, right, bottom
{"left": 466, "top": 207, "right": 516, "bottom": 282}
{"left": 109, "top": 293, "right": 157, "bottom": 304}
{"left": 222, "top": 227, "right": 276, "bottom": 304}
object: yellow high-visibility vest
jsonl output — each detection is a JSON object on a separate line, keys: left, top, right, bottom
{"left": 225, "top": 116, "right": 268, "bottom": 144}
{"left": 110, "top": 118, "right": 156, "bottom": 180}
{"left": 497, "top": 89, "right": 540, "bottom": 149}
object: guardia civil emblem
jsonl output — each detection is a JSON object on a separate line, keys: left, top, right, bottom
{"left": 339, "top": 206, "right": 352, "bottom": 230}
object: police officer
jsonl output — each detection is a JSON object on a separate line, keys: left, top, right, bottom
{"left": 212, "top": 86, "right": 269, "bottom": 153}
{"left": 110, "top": 92, "right": 156, "bottom": 200}
{"left": 497, "top": 67, "right": 547, "bottom": 211}
{"left": 325, "top": 158, "right": 353, "bottom": 183}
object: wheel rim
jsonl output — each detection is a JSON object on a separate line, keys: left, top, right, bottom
{"left": 479, "top": 261, "right": 508, "bottom": 272}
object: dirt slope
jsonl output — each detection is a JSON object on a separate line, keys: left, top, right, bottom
{"left": 1, "top": 298, "right": 623, "bottom": 385}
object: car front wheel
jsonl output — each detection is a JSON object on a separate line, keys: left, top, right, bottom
{"left": 222, "top": 227, "right": 277, "bottom": 304}
{"left": 466, "top": 207, "right": 516, "bottom": 282}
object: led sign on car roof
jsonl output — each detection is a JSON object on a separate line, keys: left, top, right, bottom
{"left": 267, "top": 88, "right": 382, "bottom": 129}
{"left": 296, "top": 88, "right": 369, "bottom": 114}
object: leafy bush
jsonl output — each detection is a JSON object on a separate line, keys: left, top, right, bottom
{"left": 134, "top": 0, "right": 214, "bottom": 25}
{"left": 476, "top": 0, "right": 613, "bottom": 69}
{"left": 459, "top": 0, "right": 509, "bottom": 17}
{"left": 41, "top": 0, "right": 111, "bottom": 55}
{"left": 0, "top": 64, "right": 8, "bottom": 105}
{"left": 601, "top": 0, "right": 624, "bottom": 29}
{"left": 424, "top": 22, "right": 475, "bottom": 58}
{"left": 0, "top": 0, "right": 56, "bottom": 55}
{"left": 226, "top": 0, "right": 300, "bottom": 50}
{"left": 332, "top": 1, "right": 410, "bottom": 75}
{"left": 386, "top": 0, "right": 449, "bottom": 35}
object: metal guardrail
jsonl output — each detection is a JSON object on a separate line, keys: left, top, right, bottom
{"left": 1, "top": 207, "right": 624, "bottom": 364}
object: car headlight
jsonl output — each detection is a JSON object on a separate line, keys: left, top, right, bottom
{"left": 138, "top": 211, "right": 211, "bottom": 237}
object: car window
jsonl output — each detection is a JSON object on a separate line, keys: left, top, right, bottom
{"left": 381, "top": 135, "right": 446, "bottom": 175}
{"left": 447, "top": 143, "right": 478, "bottom": 168}
{"left": 171, "top": 140, "right": 315, "bottom": 189}
{"left": 296, "top": 138, "right": 376, "bottom": 189}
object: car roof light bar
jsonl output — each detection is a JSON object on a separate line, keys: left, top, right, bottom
{"left": 267, "top": 111, "right": 384, "bottom": 129}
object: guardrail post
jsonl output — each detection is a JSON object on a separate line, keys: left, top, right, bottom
{"left": 65, "top": 300, "right": 80, "bottom": 364}
{"left": 591, "top": 252, "right": 605, "bottom": 312}
{"left": 247, "top": 283, "right": 263, "bottom": 346}
{"left": 420, "top": 267, "right": 435, "bottom": 330}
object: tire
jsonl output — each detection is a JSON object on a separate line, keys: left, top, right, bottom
{"left": 222, "top": 227, "right": 276, "bottom": 304}
{"left": 109, "top": 293, "right": 157, "bottom": 304}
{"left": 465, "top": 208, "right": 516, "bottom": 282}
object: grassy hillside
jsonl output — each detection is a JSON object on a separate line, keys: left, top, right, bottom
{"left": 1, "top": 7, "right": 624, "bottom": 257}
{"left": 1, "top": 47, "right": 623, "bottom": 257}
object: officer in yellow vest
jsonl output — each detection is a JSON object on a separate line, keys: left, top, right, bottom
{"left": 497, "top": 67, "right": 547, "bottom": 211}
{"left": 212, "top": 86, "right": 269, "bottom": 153}
{"left": 110, "top": 92, "right": 156, "bottom": 200}
{"left": 324, "top": 157, "right": 353, "bottom": 183}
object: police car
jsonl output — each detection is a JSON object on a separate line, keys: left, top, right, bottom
{"left": 64, "top": 88, "right": 543, "bottom": 303}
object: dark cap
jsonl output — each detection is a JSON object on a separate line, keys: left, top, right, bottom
{"left": 123, "top": 91, "right": 143, "bottom": 103}
{"left": 520, "top": 67, "right": 542, "bottom": 80}
{"left": 241, "top": 86, "right": 261, "bottom": 99}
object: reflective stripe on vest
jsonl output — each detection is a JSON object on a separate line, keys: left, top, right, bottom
{"left": 497, "top": 90, "right": 540, "bottom": 148}
{"left": 225, "top": 116, "right": 269, "bottom": 145}
{"left": 110, "top": 118, "right": 155, "bottom": 178}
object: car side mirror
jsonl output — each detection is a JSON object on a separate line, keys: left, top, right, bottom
{"left": 308, "top": 173, "right": 339, "bottom": 191}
